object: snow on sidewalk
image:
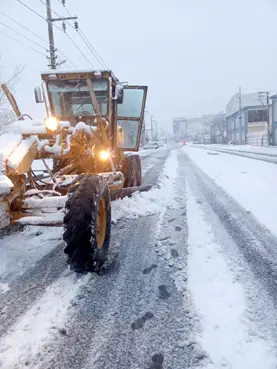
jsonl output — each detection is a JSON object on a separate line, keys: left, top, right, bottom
{"left": 192, "top": 144, "right": 277, "bottom": 156}
{"left": 0, "top": 272, "right": 91, "bottom": 369}
{"left": 185, "top": 147, "right": 277, "bottom": 238}
{"left": 186, "top": 185, "right": 276, "bottom": 369}
{"left": 112, "top": 150, "right": 178, "bottom": 222}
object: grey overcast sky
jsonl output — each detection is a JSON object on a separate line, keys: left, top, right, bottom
{"left": 0, "top": 0, "right": 276, "bottom": 130}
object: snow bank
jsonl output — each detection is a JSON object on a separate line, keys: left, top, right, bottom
{"left": 186, "top": 184, "right": 276, "bottom": 369}
{"left": 185, "top": 147, "right": 277, "bottom": 238}
{"left": 0, "top": 273, "right": 91, "bottom": 368}
{"left": 112, "top": 150, "right": 178, "bottom": 222}
{"left": 199, "top": 144, "right": 277, "bottom": 156}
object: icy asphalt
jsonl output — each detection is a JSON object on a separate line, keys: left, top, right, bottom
{"left": 1, "top": 146, "right": 277, "bottom": 368}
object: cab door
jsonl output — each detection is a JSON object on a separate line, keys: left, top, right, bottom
{"left": 115, "top": 85, "right": 148, "bottom": 151}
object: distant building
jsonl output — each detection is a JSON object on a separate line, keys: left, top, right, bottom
{"left": 172, "top": 115, "right": 216, "bottom": 141}
{"left": 172, "top": 117, "right": 187, "bottom": 140}
{"left": 270, "top": 94, "right": 277, "bottom": 145}
{"left": 226, "top": 93, "right": 272, "bottom": 145}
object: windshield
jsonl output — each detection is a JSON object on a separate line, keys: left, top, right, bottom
{"left": 47, "top": 79, "right": 108, "bottom": 117}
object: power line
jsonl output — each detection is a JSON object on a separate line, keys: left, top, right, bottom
{"left": 15, "top": 1, "right": 77, "bottom": 68}
{"left": 17, "top": 0, "right": 63, "bottom": 32}
{"left": 0, "top": 11, "right": 77, "bottom": 68}
{"left": 41, "top": 0, "right": 94, "bottom": 67}
{"left": 65, "top": 32, "right": 94, "bottom": 67}
{"left": 0, "top": 20, "right": 47, "bottom": 51}
{"left": 0, "top": 11, "right": 48, "bottom": 45}
{"left": 78, "top": 29, "right": 108, "bottom": 68}
{"left": 53, "top": 0, "right": 108, "bottom": 68}
{"left": 0, "top": 29, "right": 47, "bottom": 58}
{"left": 17, "top": 0, "right": 104, "bottom": 69}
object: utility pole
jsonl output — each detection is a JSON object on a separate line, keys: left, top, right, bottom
{"left": 238, "top": 86, "right": 242, "bottom": 144}
{"left": 45, "top": 0, "right": 78, "bottom": 69}
{"left": 141, "top": 116, "right": 146, "bottom": 146}
{"left": 46, "top": 0, "right": 56, "bottom": 69}
{"left": 151, "top": 115, "right": 154, "bottom": 141}
{"left": 267, "top": 91, "right": 271, "bottom": 145}
{"left": 155, "top": 120, "right": 158, "bottom": 140}
{"left": 258, "top": 91, "right": 271, "bottom": 145}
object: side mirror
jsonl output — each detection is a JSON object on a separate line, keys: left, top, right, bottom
{"left": 34, "top": 86, "right": 44, "bottom": 103}
{"left": 113, "top": 84, "right": 124, "bottom": 104}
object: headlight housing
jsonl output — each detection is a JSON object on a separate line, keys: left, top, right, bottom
{"left": 45, "top": 117, "right": 58, "bottom": 131}
{"left": 99, "top": 150, "right": 110, "bottom": 161}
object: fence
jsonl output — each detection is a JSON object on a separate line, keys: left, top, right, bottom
{"left": 247, "top": 131, "right": 269, "bottom": 146}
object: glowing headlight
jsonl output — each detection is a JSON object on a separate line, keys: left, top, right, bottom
{"left": 45, "top": 117, "right": 58, "bottom": 131}
{"left": 99, "top": 150, "right": 110, "bottom": 161}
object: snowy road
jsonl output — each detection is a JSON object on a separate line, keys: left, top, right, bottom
{"left": 1, "top": 146, "right": 277, "bottom": 368}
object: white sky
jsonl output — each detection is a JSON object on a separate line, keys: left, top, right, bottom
{"left": 0, "top": 0, "right": 277, "bottom": 131}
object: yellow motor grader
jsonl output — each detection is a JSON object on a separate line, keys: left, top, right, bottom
{"left": 0, "top": 70, "right": 148, "bottom": 272}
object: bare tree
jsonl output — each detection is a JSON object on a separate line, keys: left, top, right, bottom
{"left": 0, "top": 61, "right": 24, "bottom": 126}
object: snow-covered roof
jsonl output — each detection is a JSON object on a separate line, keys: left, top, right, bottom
{"left": 226, "top": 93, "right": 271, "bottom": 118}
{"left": 41, "top": 69, "right": 112, "bottom": 75}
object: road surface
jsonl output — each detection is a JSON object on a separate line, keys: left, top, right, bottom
{"left": 0, "top": 145, "right": 277, "bottom": 369}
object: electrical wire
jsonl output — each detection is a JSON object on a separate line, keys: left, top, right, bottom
{"left": 18, "top": 0, "right": 107, "bottom": 69}
{"left": 16, "top": 0, "right": 78, "bottom": 67}
{"left": 56, "top": 0, "right": 108, "bottom": 68}
{"left": 0, "top": 20, "right": 47, "bottom": 51}
{"left": 0, "top": 11, "right": 48, "bottom": 45}
{"left": 78, "top": 29, "right": 108, "bottom": 69}
{"left": 52, "top": 0, "right": 109, "bottom": 68}
{"left": 17, "top": 0, "right": 92, "bottom": 68}
{"left": 0, "top": 29, "right": 47, "bottom": 58}
{"left": 64, "top": 32, "right": 94, "bottom": 67}
{"left": 0, "top": 11, "right": 77, "bottom": 68}
{"left": 17, "top": 0, "right": 63, "bottom": 32}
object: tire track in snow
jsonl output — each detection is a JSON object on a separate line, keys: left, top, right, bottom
{"left": 184, "top": 150, "right": 277, "bottom": 366}
{"left": 0, "top": 150, "right": 168, "bottom": 340}
{"left": 186, "top": 184, "right": 276, "bottom": 368}
{"left": 0, "top": 272, "right": 92, "bottom": 369}
{"left": 0, "top": 149, "right": 171, "bottom": 368}
{"left": 40, "top": 149, "right": 204, "bottom": 369}
{"left": 0, "top": 243, "right": 66, "bottom": 338}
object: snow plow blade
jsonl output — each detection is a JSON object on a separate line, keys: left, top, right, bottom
{"left": 111, "top": 184, "right": 152, "bottom": 201}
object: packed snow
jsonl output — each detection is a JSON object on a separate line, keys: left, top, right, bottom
{"left": 7, "top": 136, "right": 38, "bottom": 169}
{"left": 0, "top": 133, "right": 22, "bottom": 172}
{"left": 2, "top": 120, "right": 47, "bottom": 135}
{"left": 185, "top": 147, "right": 277, "bottom": 238}
{"left": 112, "top": 150, "right": 178, "bottom": 222}
{"left": 0, "top": 226, "right": 61, "bottom": 282}
{"left": 198, "top": 144, "right": 277, "bottom": 156}
{"left": 186, "top": 184, "right": 276, "bottom": 369}
{"left": 0, "top": 272, "right": 91, "bottom": 368}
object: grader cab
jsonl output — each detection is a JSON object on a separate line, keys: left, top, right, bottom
{"left": 0, "top": 70, "right": 148, "bottom": 272}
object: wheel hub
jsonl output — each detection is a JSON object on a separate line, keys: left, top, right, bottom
{"left": 96, "top": 197, "right": 106, "bottom": 248}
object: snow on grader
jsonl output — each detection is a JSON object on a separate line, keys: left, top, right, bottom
{"left": 0, "top": 70, "right": 148, "bottom": 272}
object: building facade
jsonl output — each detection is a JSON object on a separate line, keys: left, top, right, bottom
{"left": 270, "top": 95, "right": 277, "bottom": 145}
{"left": 226, "top": 93, "right": 271, "bottom": 145}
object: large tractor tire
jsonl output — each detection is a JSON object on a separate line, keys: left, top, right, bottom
{"left": 63, "top": 174, "right": 111, "bottom": 272}
{"left": 123, "top": 154, "right": 142, "bottom": 187}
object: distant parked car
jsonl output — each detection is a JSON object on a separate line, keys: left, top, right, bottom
{"left": 143, "top": 142, "right": 160, "bottom": 150}
{"left": 181, "top": 140, "right": 187, "bottom": 145}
